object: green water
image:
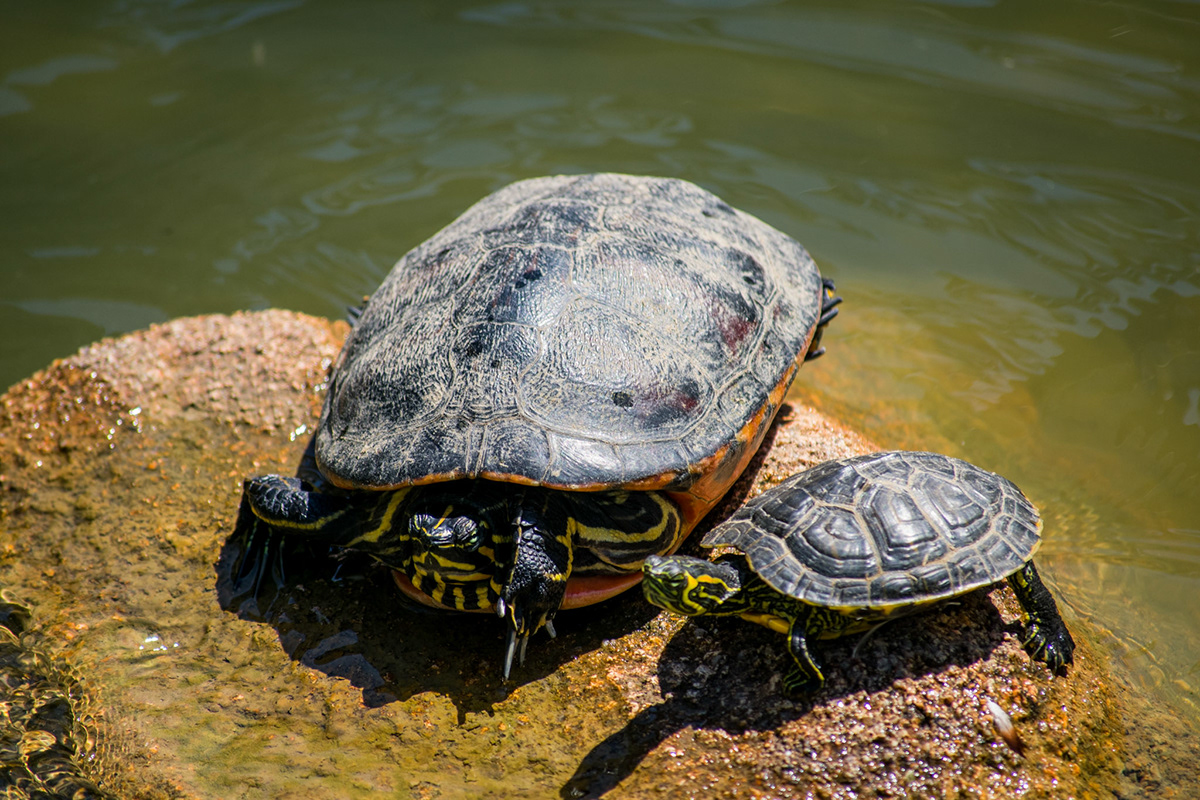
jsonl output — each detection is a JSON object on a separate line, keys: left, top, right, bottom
{"left": 2, "top": 0, "right": 1198, "bottom": 767}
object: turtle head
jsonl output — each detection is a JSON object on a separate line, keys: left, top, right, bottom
{"left": 410, "top": 511, "right": 485, "bottom": 553}
{"left": 405, "top": 501, "right": 502, "bottom": 611}
{"left": 642, "top": 554, "right": 743, "bottom": 616}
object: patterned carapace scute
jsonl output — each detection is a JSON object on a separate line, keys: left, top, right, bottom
{"left": 702, "top": 451, "right": 1043, "bottom": 608}
{"left": 316, "top": 173, "right": 824, "bottom": 489}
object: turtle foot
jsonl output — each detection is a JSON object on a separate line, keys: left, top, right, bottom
{"left": 782, "top": 663, "right": 824, "bottom": 698}
{"left": 1007, "top": 562, "right": 1076, "bottom": 673}
{"left": 783, "top": 621, "right": 826, "bottom": 697}
{"left": 497, "top": 575, "right": 565, "bottom": 680}
{"left": 228, "top": 490, "right": 283, "bottom": 598}
{"left": 497, "top": 514, "right": 571, "bottom": 679}
{"left": 1023, "top": 620, "right": 1076, "bottom": 672}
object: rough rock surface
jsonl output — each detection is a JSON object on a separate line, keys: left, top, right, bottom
{"left": 0, "top": 311, "right": 1148, "bottom": 798}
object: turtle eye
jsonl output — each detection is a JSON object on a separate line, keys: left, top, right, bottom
{"left": 410, "top": 513, "right": 441, "bottom": 544}
{"left": 450, "top": 517, "right": 482, "bottom": 549}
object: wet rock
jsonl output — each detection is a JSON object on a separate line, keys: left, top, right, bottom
{"left": 0, "top": 311, "right": 1154, "bottom": 798}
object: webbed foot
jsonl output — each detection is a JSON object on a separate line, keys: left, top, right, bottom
{"left": 229, "top": 474, "right": 351, "bottom": 605}
{"left": 228, "top": 491, "right": 283, "bottom": 600}
{"left": 1023, "top": 620, "right": 1075, "bottom": 671}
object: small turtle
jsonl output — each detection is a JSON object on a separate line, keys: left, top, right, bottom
{"left": 642, "top": 450, "right": 1075, "bottom": 695}
{"left": 231, "top": 173, "right": 840, "bottom": 677}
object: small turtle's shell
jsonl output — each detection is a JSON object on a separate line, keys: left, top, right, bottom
{"left": 702, "top": 451, "right": 1043, "bottom": 610}
{"left": 316, "top": 173, "right": 825, "bottom": 497}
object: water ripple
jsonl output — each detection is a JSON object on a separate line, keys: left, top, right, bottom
{"left": 463, "top": 1, "right": 1200, "bottom": 142}
{"left": 220, "top": 81, "right": 692, "bottom": 273}
{"left": 103, "top": 0, "right": 306, "bottom": 53}
{"left": 12, "top": 298, "right": 168, "bottom": 335}
{"left": 5, "top": 55, "right": 118, "bottom": 86}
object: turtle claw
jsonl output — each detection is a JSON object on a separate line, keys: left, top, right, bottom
{"left": 228, "top": 494, "right": 286, "bottom": 603}
{"left": 499, "top": 598, "right": 554, "bottom": 681}
{"left": 1023, "top": 622, "right": 1075, "bottom": 671}
{"left": 501, "top": 615, "right": 542, "bottom": 681}
{"left": 503, "top": 628, "right": 524, "bottom": 681}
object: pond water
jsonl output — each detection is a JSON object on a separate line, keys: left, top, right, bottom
{"left": 2, "top": 0, "right": 1198, "bottom": 783}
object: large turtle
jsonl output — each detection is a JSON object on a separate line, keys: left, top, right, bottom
{"left": 232, "top": 173, "right": 840, "bottom": 676}
{"left": 642, "top": 450, "right": 1076, "bottom": 695}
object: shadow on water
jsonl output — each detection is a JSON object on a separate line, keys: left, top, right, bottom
{"left": 214, "top": 523, "right": 661, "bottom": 722}
{"left": 561, "top": 591, "right": 1016, "bottom": 799}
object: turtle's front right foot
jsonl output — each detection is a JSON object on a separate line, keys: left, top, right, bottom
{"left": 230, "top": 475, "right": 350, "bottom": 604}
{"left": 229, "top": 491, "right": 280, "bottom": 599}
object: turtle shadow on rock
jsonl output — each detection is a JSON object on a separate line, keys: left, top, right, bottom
{"left": 214, "top": 522, "right": 661, "bottom": 722}
{"left": 209, "top": 395, "right": 794, "bottom": 723}
{"left": 561, "top": 589, "right": 1018, "bottom": 799}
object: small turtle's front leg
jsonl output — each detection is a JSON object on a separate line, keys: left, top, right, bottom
{"left": 498, "top": 506, "right": 573, "bottom": 680}
{"left": 783, "top": 616, "right": 825, "bottom": 696}
{"left": 1008, "top": 561, "right": 1076, "bottom": 671}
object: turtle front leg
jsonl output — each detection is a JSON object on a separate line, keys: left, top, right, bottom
{"left": 783, "top": 616, "right": 826, "bottom": 696}
{"left": 498, "top": 507, "right": 573, "bottom": 680}
{"left": 230, "top": 475, "right": 352, "bottom": 600}
{"left": 1008, "top": 561, "right": 1076, "bottom": 671}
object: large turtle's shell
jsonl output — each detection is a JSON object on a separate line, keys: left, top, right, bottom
{"left": 316, "top": 173, "right": 825, "bottom": 491}
{"left": 702, "top": 451, "right": 1043, "bottom": 609}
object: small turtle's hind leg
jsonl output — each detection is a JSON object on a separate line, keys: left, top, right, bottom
{"left": 1008, "top": 561, "right": 1076, "bottom": 671}
{"left": 783, "top": 618, "right": 825, "bottom": 697}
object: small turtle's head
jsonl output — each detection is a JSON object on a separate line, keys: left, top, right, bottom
{"left": 641, "top": 554, "right": 743, "bottom": 616}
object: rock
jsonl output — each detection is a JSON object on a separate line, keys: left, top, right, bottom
{"left": 0, "top": 312, "right": 1133, "bottom": 798}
